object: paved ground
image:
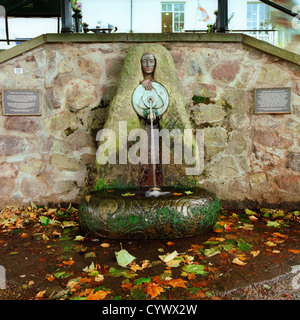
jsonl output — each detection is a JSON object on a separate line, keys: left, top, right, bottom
{"left": 0, "top": 205, "right": 299, "bottom": 301}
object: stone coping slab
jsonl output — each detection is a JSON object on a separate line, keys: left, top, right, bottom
{"left": 0, "top": 32, "right": 299, "bottom": 66}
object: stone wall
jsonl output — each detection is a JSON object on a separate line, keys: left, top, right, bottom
{"left": 0, "top": 34, "right": 299, "bottom": 208}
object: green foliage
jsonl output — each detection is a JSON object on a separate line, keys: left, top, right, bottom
{"left": 192, "top": 95, "right": 212, "bottom": 105}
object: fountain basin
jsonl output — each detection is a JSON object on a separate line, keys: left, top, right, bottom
{"left": 79, "top": 187, "right": 221, "bottom": 239}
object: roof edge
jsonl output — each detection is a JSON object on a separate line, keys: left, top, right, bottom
{"left": 0, "top": 32, "right": 299, "bottom": 65}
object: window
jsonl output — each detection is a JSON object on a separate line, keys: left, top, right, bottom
{"left": 161, "top": 2, "right": 185, "bottom": 33}
{"left": 246, "top": 2, "right": 281, "bottom": 46}
{"left": 247, "top": 2, "right": 271, "bottom": 30}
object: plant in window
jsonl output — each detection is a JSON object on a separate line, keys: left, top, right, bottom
{"left": 71, "top": 0, "right": 82, "bottom": 11}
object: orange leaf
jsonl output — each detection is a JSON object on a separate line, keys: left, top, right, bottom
{"left": 289, "top": 249, "right": 300, "bottom": 254}
{"left": 35, "top": 290, "right": 46, "bottom": 299}
{"left": 63, "top": 259, "right": 75, "bottom": 266}
{"left": 172, "top": 193, "right": 182, "bottom": 196}
{"left": 152, "top": 275, "right": 163, "bottom": 285}
{"left": 272, "top": 232, "right": 288, "bottom": 239}
{"left": 169, "top": 278, "right": 188, "bottom": 288}
{"left": 121, "top": 283, "right": 133, "bottom": 292}
{"left": 79, "top": 277, "right": 92, "bottom": 284}
{"left": 20, "top": 233, "right": 28, "bottom": 238}
{"left": 46, "top": 274, "right": 55, "bottom": 282}
{"left": 213, "top": 229, "right": 224, "bottom": 233}
{"left": 100, "top": 242, "right": 110, "bottom": 248}
{"left": 146, "top": 283, "right": 165, "bottom": 298}
{"left": 52, "top": 231, "right": 61, "bottom": 237}
{"left": 167, "top": 241, "right": 175, "bottom": 246}
{"left": 86, "top": 290, "right": 110, "bottom": 300}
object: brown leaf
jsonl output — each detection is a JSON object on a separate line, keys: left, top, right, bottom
{"left": 192, "top": 279, "right": 210, "bottom": 287}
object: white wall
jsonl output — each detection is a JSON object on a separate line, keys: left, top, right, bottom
{"left": 82, "top": 0, "right": 131, "bottom": 32}
{"left": 0, "top": 0, "right": 291, "bottom": 47}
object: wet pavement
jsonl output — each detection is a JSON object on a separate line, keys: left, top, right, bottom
{"left": 0, "top": 205, "right": 299, "bottom": 300}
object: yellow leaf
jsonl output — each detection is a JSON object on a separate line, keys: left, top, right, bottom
{"left": 95, "top": 274, "right": 104, "bottom": 282}
{"left": 272, "top": 250, "right": 281, "bottom": 254}
{"left": 159, "top": 250, "right": 178, "bottom": 263}
{"left": 250, "top": 250, "right": 260, "bottom": 257}
{"left": 265, "top": 241, "right": 277, "bottom": 247}
{"left": 66, "top": 278, "right": 80, "bottom": 288}
{"left": 100, "top": 242, "right": 110, "bottom": 248}
{"left": 249, "top": 215, "right": 258, "bottom": 221}
{"left": 141, "top": 260, "right": 150, "bottom": 269}
{"left": 85, "top": 195, "right": 91, "bottom": 203}
{"left": 232, "top": 258, "right": 246, "bottom": 266}
{"left": 129, "top": 262, "right": 142, "bottom": 272}
{"left": 47, "top": 208, "right": 57, "bottom": 215}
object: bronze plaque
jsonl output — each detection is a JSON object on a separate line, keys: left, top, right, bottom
{"left": 254, "top": 88, "right": 291, "bottom": 114}
{"left": 2, "top": 89, "right": 41, "bottom": 116}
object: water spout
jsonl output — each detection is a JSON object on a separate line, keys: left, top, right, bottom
{"left": 148, "top": 96, "right": 157, "bottom": 189}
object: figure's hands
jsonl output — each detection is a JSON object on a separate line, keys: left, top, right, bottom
{"left": 141, "top": 79, "right": 153, "bottom": 90}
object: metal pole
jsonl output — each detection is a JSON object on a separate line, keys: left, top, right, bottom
{"left": 259, "top": 0, "right": 300, "bottom": 19}
{"left": 61, "top": 0, "right": 72, "bottom": 33}
{"left": 130, "top": 0, "right": 133, "bottom": 33}
{"left": 217, "top": 0, "right": 228, "bottom": 33}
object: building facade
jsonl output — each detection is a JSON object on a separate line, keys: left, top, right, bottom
{"left": 0, "top": 0, "right": 299, "bottom": 49}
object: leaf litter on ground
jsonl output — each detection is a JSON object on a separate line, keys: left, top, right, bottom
{"left": 1, "top": 205, "right": 299, "bottom": 300}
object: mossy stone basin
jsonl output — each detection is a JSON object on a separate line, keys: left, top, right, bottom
{"left": 79, "top": 187, "right": 221, "bottom": 239}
